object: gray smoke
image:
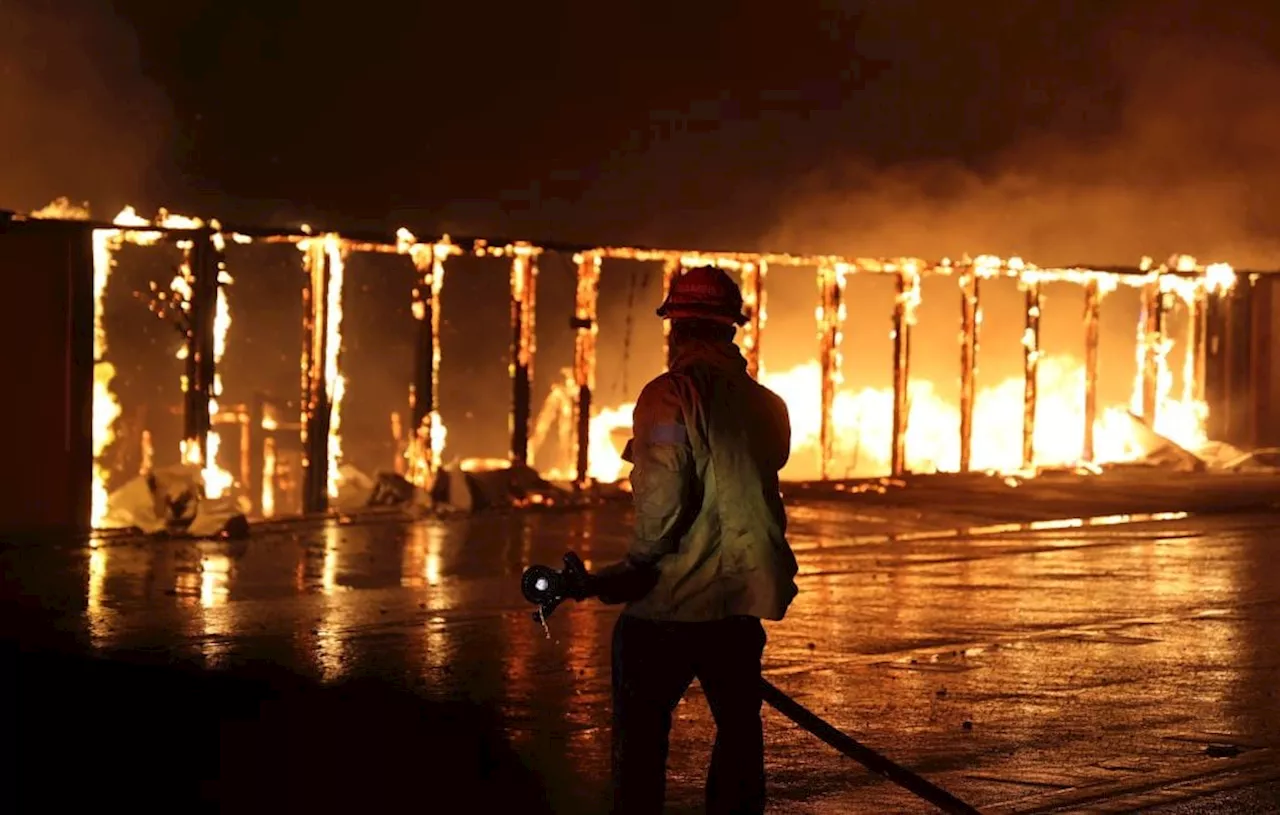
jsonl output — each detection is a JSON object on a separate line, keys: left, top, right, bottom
{"left": 768, "top": 35, "right": 1280, "bottom": 270}
{"left": 0, "top": 2, "right": 172, "bottom": 215}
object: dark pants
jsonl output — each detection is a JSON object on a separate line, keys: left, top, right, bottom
{"left": 610, "top": 614, "right": 766, "bottom": 815}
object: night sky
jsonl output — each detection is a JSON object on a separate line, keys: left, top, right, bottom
{"left": 6, "top": 0, "right": 1280, "bottom": 263}
{"left": 7, "top": 1, "right": 1280, "bottom": 478}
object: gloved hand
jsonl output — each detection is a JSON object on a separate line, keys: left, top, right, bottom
{"left": 560, "top": 552, "right": 594, "bottom": 601}
{"left": 548, "top": 552, "right": 659, "bottom": 605}
{"left": 591, "top": 558, "right": 660, "bottom": 605}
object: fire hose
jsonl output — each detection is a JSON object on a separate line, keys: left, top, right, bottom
{"left": 522, "top": 554, "right": 982, "bottom": 815}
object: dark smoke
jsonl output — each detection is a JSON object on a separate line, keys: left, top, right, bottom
{"left": 0, "top": 2, "right": 172, "bottom": 215}
{"left": 769, "top": 34, "right": 1280, "bottom": 270}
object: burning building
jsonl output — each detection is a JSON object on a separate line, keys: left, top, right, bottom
{"left": 1, "top": 200, "right": 1275, "bottom": 536}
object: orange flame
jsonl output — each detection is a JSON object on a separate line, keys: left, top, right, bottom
{"left": 583, "top": 261, "right": 1237, "bottom": 483}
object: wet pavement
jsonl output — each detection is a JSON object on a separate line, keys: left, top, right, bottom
{"left": 6, "top": 491, "right": 1280, "bottom": 813}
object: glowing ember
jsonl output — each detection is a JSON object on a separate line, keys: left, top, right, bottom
{"left": 459, "top": 457, "right": 511, "bottom": 472}
{"left": 262, "top": 437, "right": 277, "bottom": 518}
{"left": 430, "top": 412, "right": 447, "bottom": 470}
{"left": 132, "top": 432, "right": 150, "bottom": 477}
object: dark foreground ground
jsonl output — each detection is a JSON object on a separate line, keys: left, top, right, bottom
{"left": 5, "top": 473, "right": 1280, "bottom": 813}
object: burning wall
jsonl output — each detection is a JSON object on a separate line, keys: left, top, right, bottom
{"left": 579, "top": 256, "right": 1240, "bottom": 484}
{"left": 17, "top": 200, "right": 1250, "bottom": 530}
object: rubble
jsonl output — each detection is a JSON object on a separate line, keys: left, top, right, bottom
{"left": 102, "top": 464, "right": 247, "bottom": 538}
{"left": 430, "top": 459, "right": 571, "bottom": 513}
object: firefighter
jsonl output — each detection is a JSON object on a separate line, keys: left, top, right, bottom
{"left": 566, "top": 265, "right": 797, "bottom": 815}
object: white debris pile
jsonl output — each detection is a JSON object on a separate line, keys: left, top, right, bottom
{"left": 1110, "top": 412, "right": 1280, "bottom": 474}
{"left": 430, "top": 458, "right": 571, "bottom": 514}
{"left": 328, "top": 464, "right": 433, "bottom": 512}
{"left": 1194, "top": 442, "right": 1280, "bottom": 472}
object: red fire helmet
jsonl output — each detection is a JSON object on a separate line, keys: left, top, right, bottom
{"left": 656, "top": 265, "right": 747, "bottom": 326}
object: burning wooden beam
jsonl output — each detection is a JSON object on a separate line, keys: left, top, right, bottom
{"left": 184, "top": 232, "right": 223, "bottom": 478}
{"left": 958, "top": 266, "right": 981, "bottom": 472}
{"left": 816, "top": 262, "right": 847, "bottom": 480}
{"left": 1139, "top": 278, "right": 1164, "bottom": 427}
{"left": 509, "top": 246, "right": 539, "bottom": 467}
{"left": 1191, "top": 287, "right": 1207, "bottom": 404}
{"left": 262, "top": 435, "right": 277, "bottom": 518}
{"left": 740, "top": 259, "right": 766, "bottom": 379}
{"left": 248, "top": 394, "right": 264, "bottom": 515}
{"left": 1202, "top": 264, "right": 1238, "bottom": 441}
{"left": 408, "top": 240, "right": 449, "bottom": 483}
{"left": 1021, "top": 277, "right": 1043, "bottom": 469}
{"left": 299, "top": 238, "right": 332, "bottom": 514}
{"left": 891, "top": 263, "right": 919, "bottom": 476}
{"left": 1083, "top": 278, "right": 1101, "bottom": 462}
{"left": 572, "top": 252, "right": 601, "bottom": 487}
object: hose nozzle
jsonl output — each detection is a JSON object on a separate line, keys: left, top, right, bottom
{"left": 521, "top": 552, "right": 588, "bottom": 624}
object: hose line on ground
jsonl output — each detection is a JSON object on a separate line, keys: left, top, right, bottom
{"left": 761, "top": 679, "right": 982, "bottom": 814}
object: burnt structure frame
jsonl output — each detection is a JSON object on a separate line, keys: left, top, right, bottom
{"left": 2, "top": 211, "right": 1266, "bottom": 529}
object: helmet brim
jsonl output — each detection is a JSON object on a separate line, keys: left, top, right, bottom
{"left": 656, "top": 303, "right": 747, "bottom": 326}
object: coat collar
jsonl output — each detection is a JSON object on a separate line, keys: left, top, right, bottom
{"left": 669, "top": 339, "right": 748, "bottom": 374}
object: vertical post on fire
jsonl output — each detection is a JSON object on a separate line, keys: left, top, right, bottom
{"left": 1139, "top": 276, "right": 1165, "bottom": 427}
{"left": 407, "top": 238, "right": 450, "bottom": 484}
{"left": 817, "top": 262, "right": 848, "bottom": 480}
{"left": 178, "top": 228, "right": 225, "bottom": 481}
{"left": 1204, "top": 278, "right": 1228, "bottom": 441}
{"left": 300, "top": 238, "right": 331, "bottom": 514}
{"left": 1191, "top": 282, "right": 1208, "bottom": 406}
{"left": 572, "top": 252, "right": 601, "bottom": 487}
{"left": 1022, "top": 275, "right": 1043, "bottom": 470}
{"left": 740, "top": 259, "right": 767, "bottom": 379}
{"left": 891, "top": 262, "right": 920, "bottom": 476}
{"left": 1083, "top": 277, "right": 1102, "bottom": 462}
{"left": 509, "top": 245, "right": 539, "bottom": 467}
{"left": 177, "top": 241, "right": 203, "bottom": 468}
{"left": 958, "top": 264, "right": 981, "bottom": 473}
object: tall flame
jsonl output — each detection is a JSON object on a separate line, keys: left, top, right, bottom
{"left": 82, "top": 205, "right": 158, "bottom": 525}
{"left": 204, "top": 229, "right": 236, "bottom": 499}
{"left": 89, "top": 222, "right": 120, "bottom": 525}
{"left": 399, "top": 230, "right": 451, "bottom": 485}
{"left": 262, "top": 436, "right": 277, "bottom": 518}
{"left": 323, "top": 234, "right": 346, "bottom": 498}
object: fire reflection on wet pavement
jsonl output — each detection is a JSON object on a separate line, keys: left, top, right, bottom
{"left": 7, "top": 501, "right": 1280, "bottom": 813}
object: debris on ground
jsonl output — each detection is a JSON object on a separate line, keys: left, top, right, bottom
{"left": 430, "top": 459, "right": 571, "bottom": 513}
{"left": 102, "top": 464, "right": 248, "bottom": 538}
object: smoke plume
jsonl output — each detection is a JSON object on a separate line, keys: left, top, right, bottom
{"left": 769, "top": 33, "right": 1280, "bottom": 270}
{"left": 0, "top": 3, "right": 172, "bottom": 215}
